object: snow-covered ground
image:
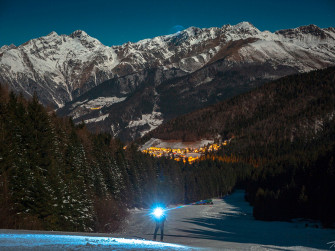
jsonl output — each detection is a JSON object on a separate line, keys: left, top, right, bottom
{"left": 0, "top": 230, "right": 193, "bottom": 250}
{"left": 116, "top": 190, "right": 335, "bottom": 250}
{"left": 1, "top": 191, "right": 334, "bottom": 250}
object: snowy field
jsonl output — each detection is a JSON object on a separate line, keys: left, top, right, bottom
{"left": 116, "top": 190, "right": 335, "bottom": 250}
{"left": 1, "top": 190, "right": 334, "bottom": 250}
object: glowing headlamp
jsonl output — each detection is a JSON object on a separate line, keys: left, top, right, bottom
{"left": 152, "top": 207, "right": 164, "bottom": 219}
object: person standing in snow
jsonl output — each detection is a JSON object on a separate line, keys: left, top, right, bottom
{"left": 153, "top": 214, "right": 166, "bottom": 241}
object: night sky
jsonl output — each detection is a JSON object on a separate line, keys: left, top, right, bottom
{"left": 0, "top": 0, "right": 335, "bottom": 47}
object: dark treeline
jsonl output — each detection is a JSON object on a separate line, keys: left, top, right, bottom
{"left": 142, "top": 67, "right": 335, "bottom": 227}
{"left": 244, "top": 118, "right": 335, "bottom": 227}
{"left": 0, "top": 85, "right": 245, "bottom": 232}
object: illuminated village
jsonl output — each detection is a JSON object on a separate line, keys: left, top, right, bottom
{"left": 142, "top": 141, "right": 228, "bottom": 163}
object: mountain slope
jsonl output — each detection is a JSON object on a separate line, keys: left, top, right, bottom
{"left": 142, "top": 66, "right": 335, "bottom": 148}
{"left": 1, "top": 22, "right": 335, "bottom": 141}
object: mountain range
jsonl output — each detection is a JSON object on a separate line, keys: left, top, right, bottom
{"left": 1, "top": 22, "right": 335, "bottom": 141}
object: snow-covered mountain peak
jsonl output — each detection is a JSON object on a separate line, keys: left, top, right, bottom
{"left": 47, "top": 31, "right": 58, "bottom": 37}
{"left": 275, "top": 24, "right": 331, "bottom": 38}
{"left": 274, "top": 24, "right": 335, "bottom": 48}
{"left": 68, "top": 30, "right": 103, "bottom": 49}
{"left": 1, "top": 22, "right": 335, "bottom": 120}
{"left": 70, "top": 30, "right": 89, "bottom": 38}
{"left": 183, "top": 26, "right": 203, "bottom": 35}
{"left": 326, "top": 27, "right": 335, "bottom": 33}
{"left": 229, "top": 21, "right": 261, "bottom": 36}
{"left": 131, "top": 23, "right": 261, "bottom": 50}
{"left": 0, "top": 44, "right": 16, "bottom": 54}
{"left": 234, "top": 21, "right": 257, "bottom": 30}
{"left": 297, "top": 24, "right": 322, "bottom": 32}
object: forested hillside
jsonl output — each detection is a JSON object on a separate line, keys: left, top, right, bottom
{"left": 144, "top": 67, "right": 335, "bottom": 144}
{"left": 0, "top": 85, "right": 249, "bottom": 232}
{"left": 142, "top": 67, "right": 335, "bottom": 227}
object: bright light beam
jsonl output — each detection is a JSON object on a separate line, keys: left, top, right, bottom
{"left": 152, "top": 207, "right": 164, "bottom": 219}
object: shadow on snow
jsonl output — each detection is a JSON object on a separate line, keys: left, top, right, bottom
{"left": 173, "top": 191, "right": 331, "bottom": 250}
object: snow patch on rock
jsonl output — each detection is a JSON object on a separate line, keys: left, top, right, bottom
{"left": 84, "top": 114, "right": 109, "bottom": 124}
{"left": 83, "top": 97, "right": 126, "bottom": 109}
{"left": 127, "top": 111, "right": 163, "bottom": 137}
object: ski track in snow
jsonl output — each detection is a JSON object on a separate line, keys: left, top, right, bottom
{"left": 0, "top": 191, "right": 334, "bottom": 250}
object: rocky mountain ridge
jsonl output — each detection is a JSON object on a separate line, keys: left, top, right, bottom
{"left": 1, "top": 22, "right": 335, "bottom": 141}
